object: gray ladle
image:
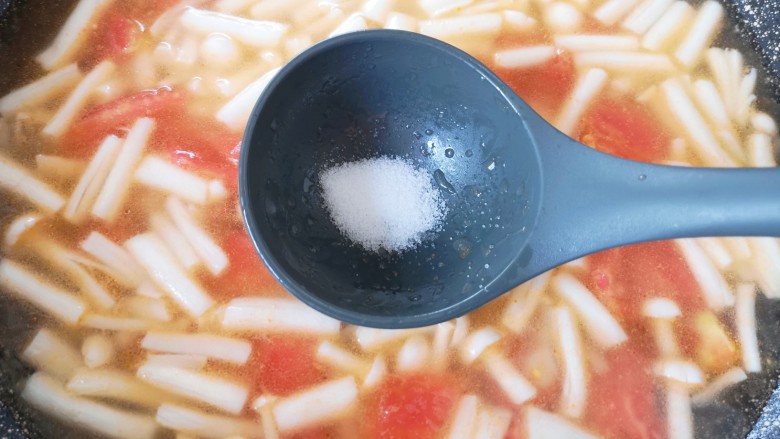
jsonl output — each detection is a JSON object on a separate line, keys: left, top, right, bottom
{"left": 239, "top": 30, "right": 780, "bottom": 329}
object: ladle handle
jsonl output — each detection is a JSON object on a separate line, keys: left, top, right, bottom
{"left": 519, "top": 119, "right": 780, "bottom": 280}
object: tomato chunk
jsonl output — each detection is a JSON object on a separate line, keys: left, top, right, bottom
{"left": 584, "top": 241, "right": 705, "bottom": 327}
{"left": 490, "top": 50, "right": 577, "bottom": 122}
{"left": 206, "top": 231, "right": 283, "bottom": 298}
{"left": 247, "top": 335, "right": 328, "bottom": 397}
{"left": 81, "top": 8, "right": 142, "bottom": 68}
{"left": 579, "top": 97, "right": 670, "bottom": 163}
{"left": 60, "top": 87, "right": 185, "bottom": 157}
{"left": 585, "top": 346, "right": 666, "bottom": 439}
{"left": 155, "top": 116, "right": 242, "bottom": 188}
{"left": 366, "top": 373, "right": 460, "bottom": 439}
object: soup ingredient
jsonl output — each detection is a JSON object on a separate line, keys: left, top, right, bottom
{"left": 320, "top": 157, "right": 447, "bottom": 252}
{"left": 367, "top": 372, "right": 459, "bottom": 439}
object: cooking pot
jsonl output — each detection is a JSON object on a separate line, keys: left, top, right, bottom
{"left": 0, "top": 0, "right": 779, "bottom": 437}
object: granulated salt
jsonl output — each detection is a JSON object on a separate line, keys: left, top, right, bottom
{"left": 320, "top": 157, "right": 447, "bottom": 252}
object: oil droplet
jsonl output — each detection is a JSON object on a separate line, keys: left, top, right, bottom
{"left": 425, "top": 129, "right": 434, "bottom": 135}
{"left": 445, "top": 148, "right": 455, "bottom": 158}
{"left": 433, "top": 169, "right": 456, "bottom": 194}
{"left": 638, "top": 174, "right": 647, "bottom": 181}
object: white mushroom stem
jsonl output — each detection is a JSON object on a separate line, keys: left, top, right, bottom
{"left": 0, "top": 153, "right": 65, "bottom": 213}
{"left": 64, "top": 135, "right": 124, "bottom": 222}
{"left": 316, "top": 341, "right": 370, "bottom": 376}
{"left": 180, "top": 7, "right": 288, "bottom": 47}
{"left": 355, "top": 326, "right": 432, "bottom": 351}
{"left": 0, "top": 259, "right": 86, "bottom": 325}
{"left": 419, "top": 13, "right": 503, "bottom": 39}
{"left": 554, "top": 306, "right": 587, "bottom": 418}
{"left": 137, "top": 363, "right": 249, "bottom": 415}
{"left": 396, "top": 335, "right": 431, "bottom": 371}
{"left": 524, "top": 406, "right": 600, "bottom": 439}
{"left": 216, "top": 67, "right": 280, "bottom": 131}
{"left": 666, "top": 384, "right": 694, "bottom": 439}
{"left": 149, "top": 213, "right": 200, "bottom": 271}
{"left": 736, "top": 283, "right": 761, "bottom": 373}
{"left": 432, "top": 322, "right": 454, "bottom": 370}
{"left": 271, "top": 376, "right": 358, "bottom": 433}
{"left": 675, "top": 238, "right": 734, "bottom": 309}
{"left": 622, "top": 0, "right": 674, "bottom": 34}
{"left": 222, "top": 298, "right": 341, "bottom": 334}
{"left": 156, "top": 404, "right": 261, "bottom": 439}
{"left": 4, "top": 213, "right": 41, "bottom": 248}
{"left": 0, "top": 63, "right": 81, "bottom": 112}
{"left": 145, "top": 354, "right": 208, "bottom": 370}
{"left": 22, "top": 372, "right": 158, "bottom": 439}
{"left": 67, "top": 368, "right": 183, "bottom": 408}
{"left": 135, "top": 156, "right": 212, "bottom": 204}
{"left": 473, "top": 405, "right": 513, "bottom": 439}
{"left": 552, "top": 272, "right": 627, "bottom": 348}
{"left": 80, "top": 231, "right": 145, "bottom": 288}
{"left": 141, "top": 332, "right": 252, "bottom": 365}
{"left": 43, "top": 61, "right": 115, "bottom": 137}
{"left": 556, "top": 68, "right": 608, "bottom": 135}
{"left": 483, "top": 352, "right": 537, "bottom": 405}
{"left": 27, "top": 239, "right": 116, "bottom": 311}
{"left": 92, "top": 117, "right": 154, "bottom": 221}
{"left": 642, "top": 1, "right": 693, "bottom": 51}
{"left": 674, "top": 1, "right": 723, "bottom": 69}
{"left": 165, "top": 197, "right": 228, "bottom": 276}
{"left": 445, "top": 394, "right": 479, "bottom": 439}
{"left": 82, "top": 334, "right": 114, "bottom": 368}
{"left": 747, "top": 238, "right": 780, "bottom": 297}
{"left": 125, "top": 233, "right": 214, "bottom": 318}
{"left": 502, "top": 272, "right": 550, "bottom": 333}
{"left": 460, "top": 327, "right": 503, "bottom": 364}
{"left": 691, "top": 367, "right": 747, "bottom": 405}
{"left": 22, "top": 328, "right": 83, "bottom": 382}
{"left": 36, "top": 0, "right": 113, "bottom": 69}
{"left": 593, "top": 0, "right": 641, "bottom": 26}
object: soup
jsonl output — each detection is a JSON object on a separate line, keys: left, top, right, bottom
{"left": 0, "top": 0, "right": 778, "bottom": 438}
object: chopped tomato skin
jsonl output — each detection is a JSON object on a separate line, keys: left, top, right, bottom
{"left": 247, "top": 335, "right": 328, "bottom": 397}
{"left": 366, "top": 373, "right": 460, "bottom": 439}
{"left": 584, "top": 241, "right": 706, "bottom": 327}
{"left": 60, "top": 87, "right": 186, "bottom": 157}
{"left": 81, "top": 9, "right": 142, "bottom": 68}
{"left": 155, "top": 116, "right": 242, "bottom": 188}
{"left": 579, "top": 97, "right": 670, "bottom": 163}
{"left": 585, "top": 346, "right": 666, "bottom": 439}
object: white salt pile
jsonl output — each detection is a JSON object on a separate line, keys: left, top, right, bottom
{"left": 319, "top": 157, "right": 447, "bottom": 252}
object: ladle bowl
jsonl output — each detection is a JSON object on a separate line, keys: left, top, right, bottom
{"left": 240, "top": 30, "right": 780, "bottom": 329}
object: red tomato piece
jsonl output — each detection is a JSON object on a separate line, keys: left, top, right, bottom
{"left": 118, "top": 0, "right": 181, "bottom": 26}
{"left": 206, "top": 231, "right": 283, "bottom": 299}
{"left": 248, "top": 335, "right": 328, "bottom": 397}
{"left": 579, "top": 97, "right": 670, "bottom": 163}
{"left": 585, "top": 241, "right": 706, "bottom": 327}
{"left": 81, "top": 9, "right": 142, "bottom": 68}
{"left": 366, "top": 373, "right": 460, "bottom": 439}
{"left": 154, "top": 116, "right": 242, "bottom": 188}
{"left": 490, "top": 51, "right": 577, "bottom": 122}
{"left": 585, "top": 346, "right": 666, "bottom": 439}
{"left": 60, "top": 87, "right": 186, "bottom": 157}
